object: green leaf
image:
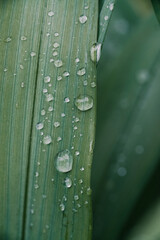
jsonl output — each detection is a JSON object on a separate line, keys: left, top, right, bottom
{"left": 98, "top": 0, "right": 117, "bottom": 44}
{"left": 151, "top": 0, "right": 160, "bottom": 23}
{"left": 92, "top": 15, "right": 160, "bottom": 240}
{"left": 0, "top": 1, "right": 98, "bottom": 239}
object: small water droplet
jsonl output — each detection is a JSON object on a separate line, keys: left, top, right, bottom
{"left": 5, "top": 37, "right": 12, "bottom": 42}
{"left": 57, "top": 75, "right": 62, "bottom": 81}
{"left": 53, "top": 42, "right": 60, "bottom": 48}
{"left": 63, "top": 71, "right": 70, "bottom": 77}
{"left": 46, "top": 94, "right": 54, "bottom": 102}
{"left": 109, "top": 3, "right": 114, "bottom": 11}
{"left": 61, "top": 113, "right": 65, "bottom": 117}
{"left": 64, "top": 177, "right": 72, "bottom": 188}
{"left": 48, "top": 11, "right": 54, "bottom": 17}
{"left": 20, "top": 64, "right": 24, "bottom": 70}
{"left": 75, "top": 58, "right": 80, "bottom": 63}
{"left": 54, "top": 121, "right": 60, "bottom": 128}
{"left": 79, "top": 15, "right": 87, "bottom": 24}
{"left": 64, "top": 97, "right": 70, "bottom": 103}
{"left": 34, "top": 184, "right": 39, "bottom": 189}
{"left": 87, "top": 187, "right": 92, "bottom": 196}
{"left": 75, "top": 95, "right": 93, "bottom": 111}
{"left": 90, "top": 43, "right": 101, "bottom": 63}
{"left": 55, "top": 149, "right": 73, "bottom": 173}
{"left": 21, "top": 82, "right": 25, "bottom": 88}
{"left": 104, "top": 15, "right": 109, "bottom": 21}
{"left": 41, "top": 109, "right": 46, "bottom": 116}
{"left": 91, "top": 82, "right": 96, "bottom": 88}
{"left": 75, "top": 151, "right": 80, "bottom": 156}
{"left": 53, "top": 51, "right": 58, "bottom": 56}
{"left": 57, "top": 136, "right": 62, "bottom": 142}
{"left": 48, "top": 106, "right": 53, "bottom": 112}
{"left": 21, "top": 36, "right": 27, "bottom": 41}
{"left": 59, "top": 203, "right": 65, "bottom": 211}
{"left": 54, "top": 60, "right": 63, "bottom": 68}
{"left": 30, "top": 52, "right": 36, "bottom": 57}
{"left": 54, "top": 32, "right": 59, "bottom": 37}
{"left": 44, "top": 76, "right": 51, "bottom": 83}
{"left": 80, "top": 167, "right": 84, "bottom": 171}
{"left": 43, "top": 135, "right": 52, "bottom": 145}
{"left": 36, "top": 122, "right": 44, "bottom": 130}
{"left": 77, "top": 68, "right": 86, "bottom": 76}
{"left": 43, "top": 88, "right": 48, "bottom": 93}
{"left": 74, "top": 195, "right": 79, "bottom": 201}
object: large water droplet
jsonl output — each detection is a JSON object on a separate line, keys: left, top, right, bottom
{"left": 64, "top": 177, "right": 72, "bottom": 188}
{"left": 90, "top": 43, "right": 101, "bottom": 63}
{"left": 55, "top": 149, "right": 73, "bottom": 173}
{"left": 75, "top": 95, "right": 93, "bottom": 111}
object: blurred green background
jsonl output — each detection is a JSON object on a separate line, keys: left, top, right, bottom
{"left": 92, "top": 0, "right": 160, "bottom": 239}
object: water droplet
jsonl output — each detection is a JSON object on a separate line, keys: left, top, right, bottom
{"left": 80, "top": 167, "right": 84, "bottom": 171}
{"left": 79, "top": 179, "right": 83, "bottom": 184}
{"left": 77, "top": 68, "right": 86, "bottom": 76}
{"left": 35, "top": 172, "right": 39, "bottom": 177}
{"left": 109, "top": 3, "right": 114, "bottom": 11}
{"left": 75, "top": 151, "right": 80, "bottom": 156}
{"left": 63, "top": 71, "right": 70, "bottom": 77}
{"left": 54, "top": 32, "right": 59, "bottom": 37}
{"left": 43, "top": 135, "right": 52, "bottom": 145}
{"left": 79, "top": 15, "right": 87, "bottom": 24}
{"left": 117, "top": 167, "right": 127, "bottom": 177}
{"left": 43, "top": 88, "right": 48, "bottom": 93}
{"left": 34, "top": 184, "right": 39, "bottom": 189}
{"left": 61, "top": 113, "right": 65, "bottom": 117}
{"left": 91, "top": 82, "right": 96, "bottom": 88}
{"left": 55, "top": 149, "right": 73, "bottom": 173}
{"left": 54, "top": 60, "right": 63, "bottom": 68}
{"left": 44, "top": 76, "right": 51, "bottom": 83}
{"left": 41, "top": 109, "right": 46, "bottom": 116}
{"left": 57, "top": 136, "right": 62, "bottom": 142}
{"left": 4, "top": 68, "right": 7, "bottom": 72}
{"left": 30, "top": 52, "right": 36, "bottom": 57}
{"left": 30, "top": 209, "right": 34, "bottom": 214}
{"left": 104, "top": 15, "right": 109, "bottom": 21}
{"left": 54, "top": 121, "right": 60, "bottom": 128}
{"left": 75, "top": 58, "right": 80, "bottom": 63}
{"left": 36, "top": 122, "right": 44, "bottom": 130}
{"left": 57, "top": 76, "right": 62, "bottom": 81}
{"left": 21, "top": 36, "right": 27, "bottom": 41}
{"left": 46, "top": 94, "right": 54, "bottom": 102}
{"left": 46, "top": 32, "right": 50, "bottom": 37}
{"left": 59, "top": 203, "right": 65, "bottom": 211}
{"left": 64, "top": 177, "right": 72, "bottom": 188}
{"left": 53, "top": 42, "right": 60, "bottom": 48}
{"left": 20, "top": 64, "right": 24, "bottom": 70}
{"left": 75, "top": 95, "right": 93, "bottom": 111}
{"left": 90, "top": 43, "right": 101, "bottom": 63}
{"left": 87, "top": 187, "right": 92, "bottom": 195}
{"left": 53, "top": 51, "right": 58, "bottom": 56}
{"left": 64, "top": 97, "right": 70, "bottom": 103}
{"left": 74, "top": 195, "right": 79, "bottom": 201}
{"left": 5, "top": 37, "right": 12, "bottom": 42}
{"left": 48, "top": 106, "right": 53, "bottom": 112}
{"left": 48, "top": 11, "right": 54, "bottom": 17}
{"left": 21, "top": 82, "right": 25, "bottom": 88}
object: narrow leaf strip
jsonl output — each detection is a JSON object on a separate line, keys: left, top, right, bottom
{"left": 151, "top": 0, "right": 160, "bottom": 24}
{"left": 98, "top": 0, "right": 116, "bottom": 44}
